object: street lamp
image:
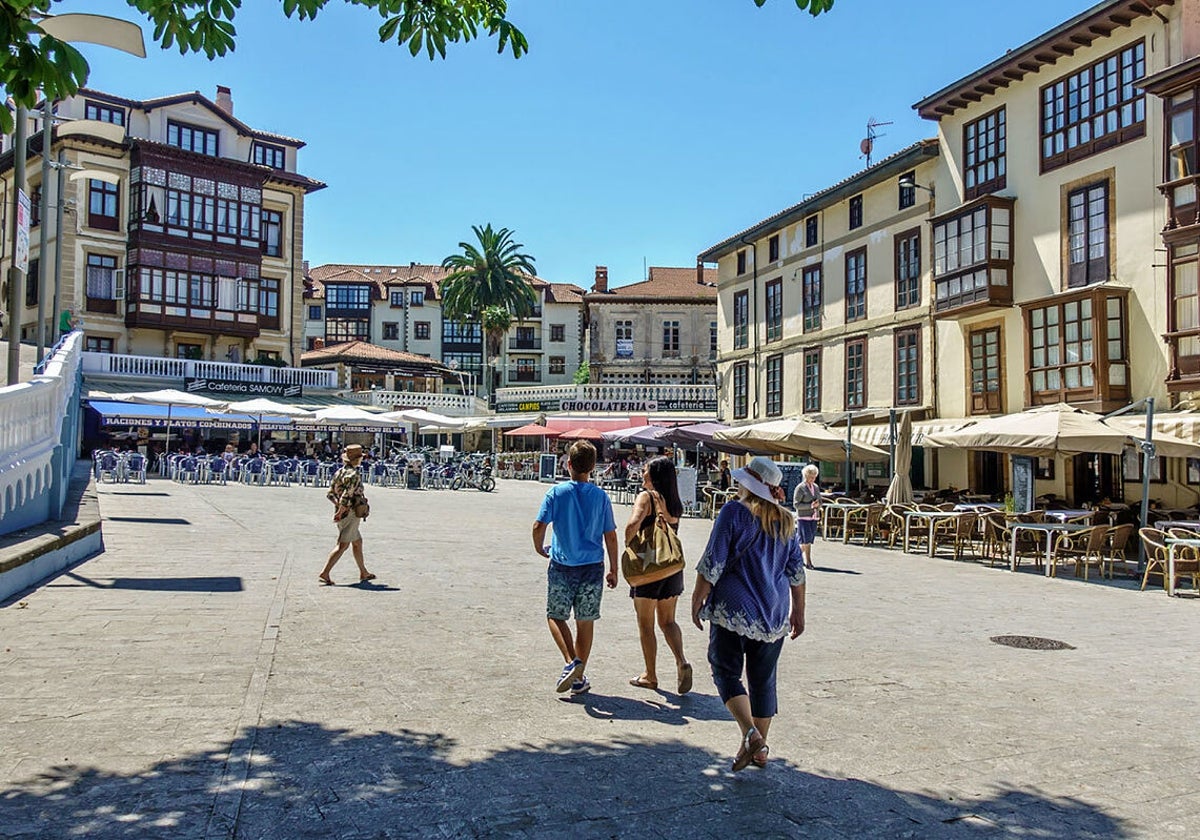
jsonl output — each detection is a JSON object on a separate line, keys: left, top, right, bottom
{"left": 898, "top": 175, "right": 935, "bottom": 200}
{"left": 6, "top": 12, "right": 144, "bottom": 382}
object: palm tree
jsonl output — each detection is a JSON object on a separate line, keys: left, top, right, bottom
{"left": 441, "top": 224, "right": 537, "bottom": 397}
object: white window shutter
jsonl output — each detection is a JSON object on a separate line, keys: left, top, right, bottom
{"left": 114, "top": 269, "right": 125, "bottom": 300}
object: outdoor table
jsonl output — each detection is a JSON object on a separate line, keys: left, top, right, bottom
{"left": 1008, "top": 522, "right": 1092, "bottom": 575}
{"left": 954, "top": 502, "right": 1002, "bottom": 512}
{"left": 1164, "top": 537, "right": 1200, "bottom": 597}
{"left": 1041, "top": 509, "right": 1094, "bottom": 523}
{"left": 959, "top": 493, "right": 990, "bottom": 503}
{"left": 1160, "top": 520, "right": 1200, "bottom": 532}
{"left": 903, "top": 510, "right": 964, "bottom": 557}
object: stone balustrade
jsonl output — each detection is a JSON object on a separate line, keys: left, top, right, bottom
{"left": 495, "top": 383, "right": 717, "bottom": 411}
{"left": 0, "top": 332, "right": 84, "bottom": 535}
{"left": 80, "top": 352, "right": 338, "bottom": 390}
{"left": 350, "top": 390, "right": 490, "bottom": 416}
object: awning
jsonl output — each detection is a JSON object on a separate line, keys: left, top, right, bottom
{"left": 87, "top": 400, "right": 283, "bottom": 430}
{"left": 850, "top": 419, "right": 974, "bottom": 447}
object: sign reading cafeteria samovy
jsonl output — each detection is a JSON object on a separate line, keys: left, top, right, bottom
{"left": 185, "top": 378, "right": 302, "bottom": 398}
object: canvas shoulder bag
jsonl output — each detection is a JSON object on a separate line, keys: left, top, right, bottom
{"left": 622, "top": 491, "right": 685, "bottom": 586}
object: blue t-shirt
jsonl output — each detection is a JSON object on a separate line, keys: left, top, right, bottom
{"left": 537, "top": 480, "right": 616, "bottom": 567}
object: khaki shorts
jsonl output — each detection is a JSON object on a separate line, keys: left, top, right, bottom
{"left": 336, "top": 512, "right": 362, "bottom": 544}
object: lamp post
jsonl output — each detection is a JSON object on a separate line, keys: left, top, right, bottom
{"left": 6, "top": 105, "right": 29, "bottom": 384}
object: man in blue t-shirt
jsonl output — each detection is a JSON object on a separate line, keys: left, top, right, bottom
{"left": 532, "top": 440, "right": 618, "bottom": 697}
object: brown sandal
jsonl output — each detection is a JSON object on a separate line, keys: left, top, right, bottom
{"left": 359, "top": 573, "right": 376, "bottom": 582}
{"left": 732, "top": 727, "right": 766, "bottom": 772}
{"left": 629, "top": 676, "right": 658, "bottom": 689}
{"left": 751, "top": 744, "right": 770, "bottom": 768}
{"left": 318, "top": 575, "right": 334, "bottom": 586}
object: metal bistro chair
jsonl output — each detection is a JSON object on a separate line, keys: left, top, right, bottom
{"left": 124, "top": 453, "right": 147, "bottom": 484}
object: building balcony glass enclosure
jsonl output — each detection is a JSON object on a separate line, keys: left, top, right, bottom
{"left": 931, "top": 195, "right": 1015, "bottom": 316}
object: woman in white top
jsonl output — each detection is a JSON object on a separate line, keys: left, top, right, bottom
{"left": 791, "top": 464, "right": 821, "bottom": 570}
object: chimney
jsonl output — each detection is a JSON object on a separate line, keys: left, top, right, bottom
{"left": 302, "top": 259, "right": 310, "bottom": 276}
{"left": 215, "top": 85, "right": 233, "bottom": 116}
{"left": 594, "top": 266, "right": 608, "bottom": 293}
{"left": 696, "top": 259, "right": 705, "bottom": 285}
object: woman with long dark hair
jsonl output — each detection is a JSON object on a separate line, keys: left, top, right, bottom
{"left": 624, "top": 456, "right": 693, "bottom": 694}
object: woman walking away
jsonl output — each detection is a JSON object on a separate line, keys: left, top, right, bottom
{"left": 692, "top": 456, "right": 806, "bottom": 772}
{"left": 320, "top": 444, "right": 375, "bottom": 585}
{"left": 792, "top": 463, "right": 821, "bottom": 570}
{"left": 625, "top": 456, "right": 693, "bottom": 694}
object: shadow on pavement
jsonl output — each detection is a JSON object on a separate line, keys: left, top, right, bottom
{"left": 809, "top": 565, "right": 862, "bottom": 575}
{"left": 0, "top": 720, "right": 1130, "bottom": 839}
{"left": 570, "top": 690, "right": 729, "bottom": 724}
{"left": 61, "top": 572, "right": 244, "bottom": 592}
{"left": 105, "top": 516, "right": 192, "bottom": 525}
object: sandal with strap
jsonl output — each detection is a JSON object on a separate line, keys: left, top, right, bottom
{"left": 751, "top": 744, "right": 770, "bottom": 768}
{"left": 732, "top": 727, "right": 767, "bottom": 772}
{"left": 318, "top": 575, "right": 334, "bottom": 586}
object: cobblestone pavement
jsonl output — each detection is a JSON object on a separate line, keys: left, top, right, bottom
{"left": 1, "top": 477, "right": 1197, "bottom": 839}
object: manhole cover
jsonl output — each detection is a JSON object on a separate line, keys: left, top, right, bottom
{"left": 990, "top": 635, "right": 1075, "bottom": 650}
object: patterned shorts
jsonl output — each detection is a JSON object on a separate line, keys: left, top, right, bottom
{"left": 546, "top": 562, "right": 604, "bottom": 622}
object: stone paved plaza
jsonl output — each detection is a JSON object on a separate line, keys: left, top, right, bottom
{"left": 1, "top": 475, "right": 1197, "bottom": 839}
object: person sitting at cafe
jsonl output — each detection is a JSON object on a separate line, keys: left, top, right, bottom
{"left": 719, "top": 459, "right": 732, "bottom": 491}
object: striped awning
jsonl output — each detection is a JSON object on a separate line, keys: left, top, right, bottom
{"left": 1109, "top": 411, "right": 1200, "bottom": 444}
{"left": 850, "top": 418, "right": 974, "bottom": 447}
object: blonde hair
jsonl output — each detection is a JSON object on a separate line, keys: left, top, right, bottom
{"left": 737, "top": 488, "right": 796, "bottom": 542}
{"left": 802, "top": 464, "right": 819, "bottom": 480}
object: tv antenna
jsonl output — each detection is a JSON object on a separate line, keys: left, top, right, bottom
{"left": 860, "top": 118, "right": 892, "bottom": 167}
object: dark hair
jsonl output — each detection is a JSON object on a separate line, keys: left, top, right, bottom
{"left": 568, "top": 440, "right": 597, "bottom": 474}
{"left": 645, "top": 456, "right": 683, "bottom": 518}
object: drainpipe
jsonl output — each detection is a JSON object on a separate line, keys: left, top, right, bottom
{"left": 739, "top": 235, "right": 759, "bottom": 416}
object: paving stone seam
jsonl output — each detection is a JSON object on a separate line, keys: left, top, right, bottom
{"left": 202, "top": 547, "right": 292, "bottom": 840}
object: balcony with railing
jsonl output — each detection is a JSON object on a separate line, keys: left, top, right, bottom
{"left": 349, "top": 390, "right": 489, "bottom": 415}
{"left": 81, "top": 352, "right": 337, "bottom": 389}
{"left": 508, "top": 368, "right": 543, "bottom": 383}
{"left": 931, "top": 195, "right": 1015, "bottom": 317}
{"left": 508, "top": 336, "right": 542, "bottom": 350}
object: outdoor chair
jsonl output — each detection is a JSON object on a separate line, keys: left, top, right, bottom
{"left": 1049, "top": 524, "right": 1108, "bottom": 579}
{"left": 176, "top": 457, "right": 200, "bottom": 484}
{"left": 881, "top": 503, "right": 914, "bottom": 549}
{"left": 843, "top": 504, "right": 883, "bottom": 546}
{"left": 243, "top": 458, "right": 267, "bottom": 487}
{"left": 931, "top": 512, "right": 978, "bottom": 560}
{"left": 1138, "top": 528, "right": 1170, "bottom": 592}
{"left": 124, "top": 453, "right": 147, "bottom": 484}
{"left": 980, "top": 511, "right": 1012, "bottom": 566}
{"left": 266, "top": 460, "right": 291, "bottom": 487}
{"left": 206, "top": 456, "right": 228, "bottom": 485}
{"left": 97, "top": 452, "right": 121, "bottom": 483}
{"left": 1005, "top": 513, "right": 1047, "bottom": 571}
{"left": 1164, "top": 528, "right": 1200, "bottom": 593}
{"left": 1101, "top": 524, "right": 1135, "bottom": 579}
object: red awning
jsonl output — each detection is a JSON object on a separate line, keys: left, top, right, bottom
{"left": 557, "top": 427, "right": 607, "bottom": 440}
{"left": 504, "top": 423, "right": 559, "bottom": 437}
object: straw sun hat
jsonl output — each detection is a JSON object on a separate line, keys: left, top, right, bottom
{"left": 342, "top": 444, "right": 364, "bottom": 464}
{"left": 731, "top": 456, "right": 783, "bottom": 503}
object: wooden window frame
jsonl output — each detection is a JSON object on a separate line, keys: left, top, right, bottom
{"left": 802, "top": 265, "right": 822, "bottom": 332}
{"left": 805, "top": 216, "right": 818, "bottom": 248}
{"left": 167, "top": 120, "right": 219, "bottom": 156}
{"left": 845, "top": 248, "right": 866, "bottom": 323}
{"left": 848, "top": 195, "right": 863, "bottom": 230}
{"left": 414, "top": 321, "right": 431, "bottom": 340}
{"left": 382, "top": 322, "right": 400, "bottom": 341}
{"left": 84, "top": 100, "right": 125, "bottom": 126}
{"left": 803, "top": 347, "right": 821, "bottom": 413}
{"left": 894, "top": 327, "right": 921, "bottom": 407}
{"left": 550, "top": 324, "right": 566, "bottom": 342}
{"left": 253, "top": 142, "right": 286, "bottom": 169}
{"left": 898, "top": 170, "right": 916, "bottom": 210}
{"left": 765, "top": 354, "right": 783, "bottom": 417}
{"left": 732, "top": 361, "right": 749, "bottom": 420}
{"left": 549, "top": 356, "right": 566, "bottom": 375}
{"left": 895, "top": 228, "right": 921, "bottom": 310}
{"left": 844, "top": 337, "right": 866, "bottom": 410}
{"left": 88, "top": 178, "right": 119, "bottom": 231}
{"left": 963, "top": 106, "right": 1007, "bottom": 200}
{"left": 261, "top": 208, "right": 283, "bottom": 257}
{"left": 1064, "top": 178, "right": 1111, "bottom": 288}
{"left": 736, "top": 250, "right": 747, "bottom": 275}
{"left": 968, "top": 325, "right": 1003, "bottom": 415}
{"left": 1040, "top": 39, "right": 1146, "bottom": 173}
{"left": 733, "top": 290, "right": 749, "bottom": 349}
{"left": 765, "top": 278, "right": 783, "bottom": 342}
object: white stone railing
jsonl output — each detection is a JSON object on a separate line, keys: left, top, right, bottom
{"left": 80, "top": 352, "right": 338, "bottom": 390}
{"left": 496, "top": 383, "right": 717, "bottom": 406}
{"left": 0, "top": 332, "right": 83, "bottom": 534}
{"left": 351, "top": 390, "right": 490, "bottom": 416}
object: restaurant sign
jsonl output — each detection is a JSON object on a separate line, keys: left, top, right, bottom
{"left": 185, "top": 377, "right": 303, "bottom": 398}
{"left": 497, "top": 399, "right": 560, "bottom": 414}
{"left": 100, "top": 414, "right": 255, "bottom": 430}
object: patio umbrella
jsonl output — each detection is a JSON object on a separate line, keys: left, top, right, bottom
{"left": 601, "top": 424, "right": 671, "bottom": 447}
{"left": 558, "top": 427, "right": 607, "bottom": 441}
{"left": 504, "top": 423, "right": 560, "bottom": 438}
{"left": 661, "top": 422, "right": 756, "bottom": 455}
{"left": 231, "top": 398, "right": 314, "bottom": 452}
{"left": 715, "top": 417, "right": 890, "bottom": 462}
{"left": 884, "top": 411, "right": 914, "bottom": 505}
{"left": 922, "top": 403, "right": 1200, "bottom": 458}
{"left": 98, "top": 388, "right": 229, "bottom": 458}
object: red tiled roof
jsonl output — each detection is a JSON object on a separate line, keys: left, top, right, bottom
{"left": 546, "top": 283, "right": 585, "bottom": 304}
{"left": 300, "top": 340, "right": 449, "bottom": 370}
{"left": 587, "top": 266, "right": 717, "bottom": 302}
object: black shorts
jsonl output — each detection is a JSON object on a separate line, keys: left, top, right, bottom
{"left": 629, "top": 569, "right": 685, "bottom": 601}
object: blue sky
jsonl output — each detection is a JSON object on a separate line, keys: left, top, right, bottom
{"left": 64, "top": 0, "right": 1085, "bottom": 289}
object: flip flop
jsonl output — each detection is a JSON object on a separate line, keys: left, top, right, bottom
{"left": 677, "top": 663, "right": 693, "bottom": 695}
{"left": 629, "top": 676, "right": 658, "bottom": 689}
{"left": 732, "top": 727, "right": 766, "bottom": 772}
{"left": 359, "top": 573, "right": 376, "bottom": 582}
{"left": 318, "top": 575, "right": 334, "bottom": 586}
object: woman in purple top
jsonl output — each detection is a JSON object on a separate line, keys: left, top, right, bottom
{"left": 692, "top": 456, "right": 806, "bottom": 772}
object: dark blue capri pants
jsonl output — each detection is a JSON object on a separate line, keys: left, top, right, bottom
{"left": 707, "top": 623, "right": 785, "bottom": 718}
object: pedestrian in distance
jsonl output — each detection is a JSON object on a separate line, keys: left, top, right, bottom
{"left": 532, "top": 440, "right": 619, "bottom": 697}
{"left": 319, "top": 444, "right": 375, "bottom": 585}
{"left": 625, "top": 456, "right": 693, "bottom": 695}
{"left": 792, "top": 463, "right": 822, "bottom": 570}
{"left": 692, "top": 455, "right": 806, "bottom": 772}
